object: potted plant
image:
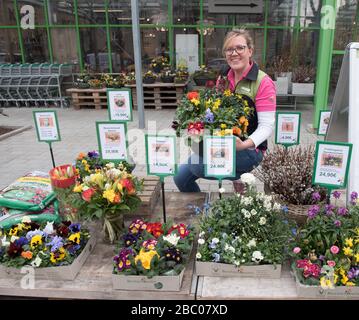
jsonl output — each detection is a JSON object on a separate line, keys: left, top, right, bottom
{"left": 125, "top": 72, "right": 136, "bottom": 85}
{"left": 0, "top": 218, "right": 95, "bottom": 280}
{"left": 174, "top": 65, "right": 189, "bottom": 84}
{"left": 73, "top": 72, "right": 91, "bottom": 89}
{"left": 195, "top": 173, "right": 294, "bottom": 278}
{"left": 101, "top": 73, "right": 126, "bottom": 89}
{"left": 112, "top": 218, "right": 194, "bottom": 291}
{"left": 253, "top": 145, "right": 327, "bottom": 225}
{"left": 291, "top": 65, "right": 316, "bottom": 95}
{"left": 150, "top": 56, "right": 170, "bottom": 73}
{"left": 160, "top": 68, "right": 176, "bottom": 83}
{"left": 191, "top": 65, "right": 217, "bottom": 86}
{"left": 143, "top": 70, "right": 157, "bottom": 84}
{"left": 290, "top": 191, "right": 359, "bottom": 298}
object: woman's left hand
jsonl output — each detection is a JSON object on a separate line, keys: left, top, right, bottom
{"left": 235, "top": 136, "right": 255, "bottom": 151}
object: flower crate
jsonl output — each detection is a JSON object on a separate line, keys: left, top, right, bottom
{"left": 0, "top": 235, "right": 96, "bottom": 281}
{"left": 112, "top": 268, "right": 185, "bottom": 291}
{"left": 294, "top": 272, "right": 359, "bottom": 299}
{"left": 195, "top": 261, "right": 281, "bottom": 278}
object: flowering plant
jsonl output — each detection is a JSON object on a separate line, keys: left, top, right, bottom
{"left": 150, "top": 56, "right": 170, "bottom": 72}
{"left": 100, "top": 73, "right": 126, "bottom": 88}
{"left": 113, "top": 219, "right": 194, "bottom": 277}
{"left": 71, "top": 163, "right": 143, "bottom": 243}
{"left": 75, "top": 150, "right": 135, "bottom": 181}
{"left": 0, "top": 217, "right": 90, "bottom": 268}
{"left": 172, "top": 88, "right": 254, "bottom": 140}
{"left": 291, "top": 191, "right": 359, "bottom": 288}
{"left": 196, "top": 173, "right": 294, "bottom": 266}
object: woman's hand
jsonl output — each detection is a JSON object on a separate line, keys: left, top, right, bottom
{"left": 235, "top": 136, "right": 255, "bottom": 151}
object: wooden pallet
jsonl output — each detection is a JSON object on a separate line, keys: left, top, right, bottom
{"left": 126, "top": 82, "right": 187, "bottom": 109}
{"left": 66, "top": 88, "right": 107, "bottom": 110}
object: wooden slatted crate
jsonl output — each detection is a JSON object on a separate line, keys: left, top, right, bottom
{"left": 126, "top": 82, "right": 187, "bottom": 109}
{"left": 66, "top": 88, "right": 108, "bottom": 109}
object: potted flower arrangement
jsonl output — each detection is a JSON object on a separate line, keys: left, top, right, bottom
{"left": 112, "top": 218, "right": 194, "bottom": 291}
{"left": 100, "top": 73, "right": 126, "bottom": 89}
{"left": 174, "top": 66, "right": 189, "bottom": 84}
{"left": 253, "top": 144, "right": 327, "bottom": 225}
{"left": 0, "top": 217, "right": 95, "bottom": 280}
{"left": 73, "top": 72, "right": 92, "bottom": 89}
{"left": 150, "top": 56, "right": 170, "bottom": 73}
{"left": 160, "top": 68, "right": 176, "bottom": 83}
{"left": 71, "top": 163, "right": 143, "bottom": 244}
{"left": 290, "top": 191, "right": 359, "bottom": 298}
{"left": 291, "top": 65, "right": 316, "bottom": 95}
{"left": 143, "top": 70, "right": 157, "bottom": 84}
{"left": 125, "top": 72, "right": 136, "bottom": 85}
{"left": 172, "top": 88, "right": 254, "bottom": 155}
{"left": 195, "top": 173, "right": 294, "bottom": 278}
{"left": 191, "top": 65, "right": 217, "bottom": 86}
{"left": 87, "top": 78, "right": 105, "bottom": 89}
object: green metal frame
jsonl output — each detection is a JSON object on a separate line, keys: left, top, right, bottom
{"left": 2, "top": 0, "right": 357, "bottom": 129}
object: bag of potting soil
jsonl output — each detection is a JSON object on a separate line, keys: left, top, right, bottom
{"left": 0, "top": 171, "right": 61, "bottom": 229}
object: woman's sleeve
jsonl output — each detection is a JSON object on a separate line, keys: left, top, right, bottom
{"left": 248, "top": 75, "right": 276, "bottom": 147}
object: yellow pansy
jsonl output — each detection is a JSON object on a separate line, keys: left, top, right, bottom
{"left": 134, "top": 249, "right": 159, "bottom": 270}
{"left": 85, "top": 164, "right": 90, "bottom": 172}
{"left": 205, "top": 99, "right": 212, "bottom": 108}
{"left": 345, "top": 238, "right": 353, "bottom": 247}
{"left": 354, "top": 253, "right": 359, "bottom": 263}
{"left": 213, "top": 99, "right": 221, "bottom": 109}
{"left": 81, "top": 159, "right": 88, "bottom": 165}
{"left": 30, "top": 235, "right": 43, "bottom": 249}
{"left": 68, "top": 232, "right": 81, "bottom": 244}
{"left": 224, "top": 89, "right": 232, "bottom": 97}
{"left": 103, "top": 189, "right": 116, "bottom": 203}
{"left": 191, "top": 98, "right": 200, "bottom": 106}
{"left": 341, "top": 274, "right": 349, "bottom": 285}
{"left": 50, "top": 247, "right": 66, "bottom": 264}
{"left": 320, "top": 277, "right": 333, "bottom": 289}
{"left": 220, "top": 123, "right": 227, "bottom": 129}
{"left": 9, "top": 227, "right": 18, "bottom": 236}
{"left": 73, "top": 184, "right": 83, "bottom": 193}
{"left": 334, "top": 273, "right": 338, "bottom": 284}
{"left": 346, "top": 281, "right": 356, "bottom": 286}
{"left": 343, "top": 247, "right": 353, "bottom": 256}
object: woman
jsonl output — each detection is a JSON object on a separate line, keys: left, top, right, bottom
{"left": 174, "top": 29, "right": 276, "bottom": 192}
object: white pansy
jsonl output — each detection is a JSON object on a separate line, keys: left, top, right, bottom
{"left": 244, "top": 211, "right": 251, "bottom": 219}
{"left": 196, "top": 252, "right": 202, "bottom": 259}
{"left": 224, "top": 243, "right": 235, "bottom": 253}
{"left": 31, "top": 255, "right": 42, "bottom": 268}
{"left": 273, "top": 202, "right": 282, "bottom": 211}
{"left": 259, "top": 217, "right": 267, "bottom": 225}
{"left": 198, "top": 238, "right": 205, "bottom": 245}
{"left": 21, "top": 216, "right": 31, "bottom": 223}
{"left": 199, "top": 231, "right": 205, "bottom": 238}
{"left": 43, "top": 222, "right": 55, "bottom": 235}
{"left": 218, "top": 187, "right": 225, "bottom": 194}
{"left": 163, "top": 234, "right": 180, "bottom": 246}
{"left": 252, "top": 251, "right": 264, "bottom": 263}
{"left": 212, "top": 238, "right": 219, "bottom": 244}
{"left": 1, "top": 235, "right": 9, "bottom": 247}
{"left": 247, "top": 238, "right": 256, "bottom": 248}
{"left": 10, "top": 235, "right": 19, "bottom": 243}
{"left": 250, "top": 209, "right": 257, "bottom": 216}
{"left": 241, "top": 196, "right": 253, "bottom": 206}
{"left": 240, "top": 173, "right": 256, "bottom": 185}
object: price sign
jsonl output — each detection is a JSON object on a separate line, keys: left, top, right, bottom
{"left": 317, "top": 110, "right": 332, "bottom": 136}
{"left": 275, "top": 112, "right": 301, "bottom": 146}
{"left": 204, "top": 136, "right": 236, "bottom": 178}
{"left": 145, "top": 135, "right": 177, "bottom": 176}
{"left": 96, "top": 121, "right": 128, "bottom": 161}
{"left": 33, "top": 110, "right": 61, "bottom": 142}
{"left": 107, "top": 88, "right": 133, "bottom": 121}
{"left": 313, "top": 141, "right": 352, "bottom": 188}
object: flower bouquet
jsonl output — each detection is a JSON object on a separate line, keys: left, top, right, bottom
{"left": 195, "top": 173, "right": 294, "bottom": 278}
{"left": 290, "top": 191, "right": 359, "bottom": 298}
{"left": 112, "top": 218, "right": 194, "bottom": 291}
{"left": 172, "top": 88, "right": 254, "bottom": 154}
{"left": 0, "top": 217, "right": 95, "bottom": 280}
{"left": 71, "top": 163, "right": 143, "bottom": 244}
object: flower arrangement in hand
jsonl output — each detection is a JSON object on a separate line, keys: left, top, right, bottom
{"left": 113, "top": 219, "right": 194, "bottom": 277}
{"left": 72, "top": 163, "right": 143, "bottom": 243}
{"left": 172, "top": 88, "right": 254, "bottom": 140}
{"left": 291, "top": 191, "right": 359, "bottom": 289}
{"left": 0, "top": 217, "right": 91, "bottom": 268}
{"left": 196, "top": 173, "right": 294, "bottom": 267}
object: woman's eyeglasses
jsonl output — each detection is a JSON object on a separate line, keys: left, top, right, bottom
{"left": 225, "top": 45, "right": 247, "bottom": 56}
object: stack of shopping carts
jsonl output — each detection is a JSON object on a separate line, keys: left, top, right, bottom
{"left": 0, "top": 63, "right": 72, "bottom": 108}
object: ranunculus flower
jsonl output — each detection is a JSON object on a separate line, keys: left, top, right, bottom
{"left": 327, "top": 260, "right": 336, "bottom": 267}
{"left": 293, "top": 247, "right": 301, "bottom": 254}
{"left": 81, "top": 188, "right": 95, "bottom": 202}
{"left": 187, "top": 91, "right": 199, "bottom": 101}
{"left": 330, "top": 245, "right": 339, "bottom": 254}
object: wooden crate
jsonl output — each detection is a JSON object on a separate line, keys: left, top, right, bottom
{"left": 66, "top": 88, "right": 108, "bottom": 110}
{"left": 126, "top": 82, "right": 187, "bottom": 109}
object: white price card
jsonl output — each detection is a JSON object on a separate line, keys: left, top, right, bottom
{"left": 313, "top": 141, "right": 352, "bottom": 188}
{"left": 107, "top": 89, "right": 133, "bottom": 121}
{"left": 145, "top": 135, "right": 177, "bottom": 176}
{"left": 33, "top": 110, "right": 61, "bottom": 142}
{"left": 317, "top": 111, "right": 331, "bottom": 136}
{"left": 204, "top": 136, "right": 236, "bottom": 178}
{"left": 275, "top": 112, "right": 301, "bottom": 145}
{"left": 96, "top": 121, "right": 128, "bottom": 161}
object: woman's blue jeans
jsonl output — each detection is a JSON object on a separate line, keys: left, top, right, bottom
{"left": 174, "top": 149, "right": 263, "bottom": 192}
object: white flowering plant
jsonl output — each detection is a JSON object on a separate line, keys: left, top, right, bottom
{"left": 196, "top": 173, "right": 295, "bottom": 266}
